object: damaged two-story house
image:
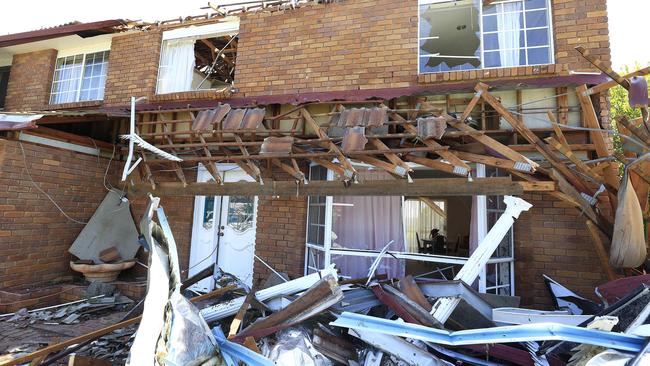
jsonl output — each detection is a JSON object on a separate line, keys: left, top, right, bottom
{"left": 0, "top": 0, "right": 622, "bottom": 309}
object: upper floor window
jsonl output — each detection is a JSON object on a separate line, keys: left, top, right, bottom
{"left": 50, "top": 51, "right": 109, "bottom": 104}
{"left": 156, "top": 21, "right": 239, "bottom": 94}
{"left": 418, "top": 0, "right": 553, "bottom": 74}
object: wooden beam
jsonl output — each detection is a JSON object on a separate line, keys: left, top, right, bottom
{"left": 576, "top": 84, "right": 620, "bottom": 211}
{"left": 555, "top": 87, "right": 569, "bottom": 126}
{"left": 155, "top": 115, "right": 187, "bottom": 186}
{"left": 446, "top": 115, "right": 537, "bottom": 172}
{"left": 575, "top": 46, "right": 630, "bottom": 89}
{"left": 477, "top": 83, "right": 594, "bottom": 195}
{"left": 395, "top": 113, "right": 471, "bottom": 175}
{"left": 510, "top": 143, "right": 595, "bottom": 152}
{"left": 451, "top": 151, "right": 535, "bottom": 174}
{"left": 302, "top": 109, "right": 357, "bottom": 179}
{"left": 585, "top": 220, "right": 618, "bottom": 281}
{"left": 403, "top": 154, "right": 468, "bottom": 177}
{"left": 459, "top": 91, "right": 481, "bottom": 123}
{"left": 67, "top": 355, "right": 111, "bottom": 366}
{"left": 233, "top": 134, "right": 262, "bottom": 182}
{"left": 585, "top": 66, "right": 650, "bottom": 96}
{"left": 419, "top": 197, "right": 447, "bottom": 219}
{"left": 545, "top": 136, "right": 604, "bottom": 186}
{"left": 353, "top": 155, "right": 406, "bottom": 178}
{"left": 369, "top": 138, "right": 411, "bottom": 172}
{"left": 617, "top": 116, "right": 650, "bottom": 147}
{"left": 128, "top": 177, "right": 525, "bottom": 197}
{"left": 547, "top": 110, "right": 570, "bottom": 147}
{"left": 271, "top": 159, "right": 306, "bottom": 181}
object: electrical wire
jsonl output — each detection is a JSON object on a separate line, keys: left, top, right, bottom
{"left": 103, "top": 144, "right": 116, "bottom": 192}
{"left": 19, "top": 142, "right": 88, "bottom": 225}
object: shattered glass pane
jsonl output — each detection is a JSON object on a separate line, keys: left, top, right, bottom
{"left": 419, "top": 0, "right": 482, "bottom": 73}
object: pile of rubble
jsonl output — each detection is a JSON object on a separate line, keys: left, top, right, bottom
{"left": 3, "top": 194, "right": 649, "bottom": 366}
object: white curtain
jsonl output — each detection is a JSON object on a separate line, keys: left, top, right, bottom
{"left": 497, "top": 2, "right": 522, "bottom": 67}
{"left": 157, "top": 38, "right": 196, "bottom": 94}
{"left": 331, "top": 170, "right": 406, "bottom": 279}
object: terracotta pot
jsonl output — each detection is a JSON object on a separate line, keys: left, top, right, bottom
{"left": 69, "top": 260, "right": 136, "bottom": 283}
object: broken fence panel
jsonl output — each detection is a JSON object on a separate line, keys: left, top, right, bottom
{"left": 331, "top": 312, "right": 646, "bottom": 353}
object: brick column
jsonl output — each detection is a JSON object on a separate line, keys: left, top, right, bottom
{"left": 4, "top": 49, "right": 58, "bottom": 111}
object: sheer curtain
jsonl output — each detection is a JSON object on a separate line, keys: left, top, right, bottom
{"left": 497, "top": 2, "right": 522, "bottom": 67}
{"left": 331, "top": 170, "right": 405, "bottom": 279}
{"left": 157, "top": 38, "right": 196, "bottom": 94}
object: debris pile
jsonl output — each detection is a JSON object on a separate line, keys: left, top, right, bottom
{"left": 3, "top": 193, "right": 650, "bottom": 365}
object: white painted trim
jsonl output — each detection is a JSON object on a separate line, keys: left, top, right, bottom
{"left": 162, "top": 20, "right": 240, "bottom": 41}
{"left": 19, "top": 132, "right": 100, "bottom": 156}
{"left": 201, "top": 264, "right": 337, "bottom": 322}
{"left": 430, "top": 196, "right": 532, "bottom": 323}
{"left": 55, "top": 36, "right": 112, "bottom": 58}
{"left": 475, "top": 163, "right": 489, "bottom": 293}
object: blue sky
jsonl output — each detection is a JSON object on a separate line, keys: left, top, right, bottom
{"left": 0, "top": 0, "right": 645, "bottom": 71}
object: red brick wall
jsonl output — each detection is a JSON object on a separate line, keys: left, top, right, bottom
{"left": 0, "top": 138, "right": 121, "bottom": 288}
{"left": 4, "top": 49, "right": 57, "bottom": 111}
{"left": 553, "top": 0, "right": 610, "bottom": 69}
{"left": 0, "top": 1, "right": 611, "bottom": 111}
{"left": 103, "top": 30, "right": 162, "bottom": 107}
{"left": 234, "top": 0, "right": 611, "bottom": 96}
{"left": 514, "top": 192, "right": 609, "bottom": 309}
{"left": 253, "top": 196, "right": 307, "bottom": 284}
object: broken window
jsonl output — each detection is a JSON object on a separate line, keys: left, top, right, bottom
{"left": 49, "top": 51, "right": 109, "bottom": 104}
{"left": 419, "top": 0, "right": 482, "bottom": 73}
{"left": 0, "top": 66, "right": 9, "bottom": 109}
{"left": 418, "top": 0, "right": 553, "bottom": 74}
{"left": 157, "top": 22, "right": 238, "bottom": 94}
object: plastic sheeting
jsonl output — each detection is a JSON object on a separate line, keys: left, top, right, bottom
{"left": 263, "top": 328, "right": 333, "bottom": 366}
{"left": 160, "top": 291, "right": 220, "bottom": 366}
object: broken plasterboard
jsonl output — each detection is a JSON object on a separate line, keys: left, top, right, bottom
{"left": 69, "top": 189, "right": 140, "bottom": 262}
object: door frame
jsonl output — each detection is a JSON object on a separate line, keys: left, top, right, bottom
{"left": 189, "top": 163, "right": 258, "bottom": 291}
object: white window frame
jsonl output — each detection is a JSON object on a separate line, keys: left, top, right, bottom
{"left": 303, "top": 163, "right": 516, "bottom": 295}
{"left": 49, "top": 51, "right": 110, "bottom": 104}
{"left": 417, "top": 0, "right": 555, "bottom": 74}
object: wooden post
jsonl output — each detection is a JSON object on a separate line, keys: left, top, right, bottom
{"left": 585, "top": 220, "right": 618, "bottom": 281}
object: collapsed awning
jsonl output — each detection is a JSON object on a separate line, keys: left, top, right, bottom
{"left": 0, "top": 113, "right": 43, "bottom": 131}
{"left": 0, "top": 108, "right": 130, "bottom": 131}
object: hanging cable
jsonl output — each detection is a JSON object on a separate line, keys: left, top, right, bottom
{"left": 19, "top": 142, "right": 88, "bottom": 225}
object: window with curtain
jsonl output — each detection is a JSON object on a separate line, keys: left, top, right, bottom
{"left": 156, "top": 38, "right": 197, "bottom": 94}
{"left": 50, "top": 51, "right": 109, "bottom": 104}
{"left": 418, "top": 0, "right": 553, "bottom": 74}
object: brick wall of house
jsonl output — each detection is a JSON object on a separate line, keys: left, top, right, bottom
{"left": 233, "top": 0, "right": 610, "bottom": 97}
{"left": 514, "top": 192, "right": 609, "bottom": 309}
{"left": 253, "top": 196, "right": 308, "bottom": 284}
{"left": 3, "top": 49, "right": 57, "bottom": 111}
{"left": 103, "top": 30, "right": 162, "bottom": 107}
{"left": 0, "top": 138, "right": 121, "bottom": 288}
